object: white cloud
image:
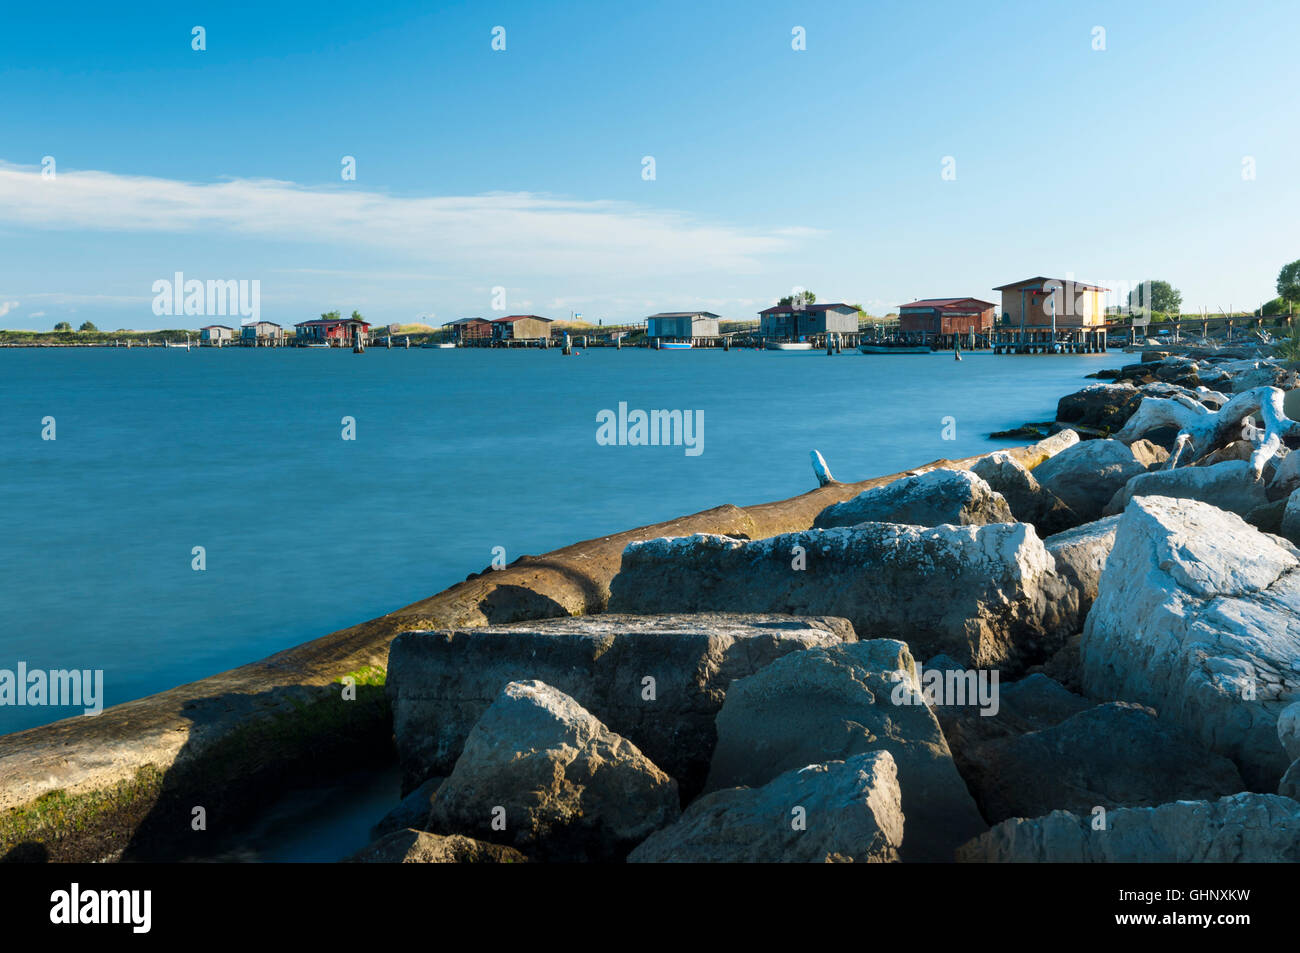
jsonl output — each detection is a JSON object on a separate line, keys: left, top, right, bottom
{"left": 0, "top": 301, "right": 18, "bottom": 318}
{"left": 0, "top": 162, "right": 812, "bottom": 277}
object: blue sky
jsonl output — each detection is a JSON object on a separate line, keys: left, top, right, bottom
{"left": 1, "top": 0, "right": 1297, "bottom": 329}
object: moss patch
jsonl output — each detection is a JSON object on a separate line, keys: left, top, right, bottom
{"left": 0, "top": 765, "right": 165, "bottom": 863}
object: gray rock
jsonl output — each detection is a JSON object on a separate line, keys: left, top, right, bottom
{"left": 935, "top": 672, "right": 1093, "bottom": 797}
{"left": 1055, "top": 382, "right": 1143, "bottom": 432}
{"left": 935, "top": 673, "right": 1094, "bottom": 765}
{"left": 960, "top": 702, "right": 1245, "bottom": 825}
{"left": 971, "top": 451, "right": 1079, "bottom": 535}
{"left": 1198, "top": 439, "right": 1257, "bottom": 467}
{"left": 1282, "top": 488, "right": 1300, "bottom": 544}
{"left": 703, "top": 640, "right": 986, "bottom": 862}
{"left": 1032, "top": 439, "right": 1147, "bottom": 523}
{"left": 1043, "top": 515, "right": 1122, "bottom": 616}
{"left": 628, "top": 751, "right": 904, "bottom": 863}
{"left": 922, "top": 653, "right": 967, "bottom": 673}
{"left": 1227, "top": 362, "right": 1295, "bottom": 393}
{"left": 1280, "top": 702, "right": 1300, "bottom": 762}
{"left": 1022, "top": 428, "right": 1081, "bottom": 468}
{"left": 429, "top": 680, "right": 679, "bottom": 860}
{"left": 1246, "top": 497, "right": 1288, "bottom": 536}
{"left": 813, "top": 468, "right": 1013, "bottom": 529}
{"left": 958, "top": 794, "right": 1300, "bottom": 862}
{"left": 1080, "top": 496, "right": 1300, "bottom": 790}
{"left": 1104, "top": 459, "right": 1270, "bottom": 518}
{"left": 1270, "top": 449, "right": 1300, "bottom": 499}
{"left": 608, "top": 522, "right": 1080, "bottom": 672}
{"left": 370, "top": 776, "right": 443, "bottom": 841}
{"left": 344, "top": 829, "right": 528, "bottom": 863}
{"left": 1280, "top": 760, "right": 1300, "bottom": 801}
{"left": 1128, "top": 438, "right": 1170, "bottom": 469}
{"left": 386, "top": 612, "right": 853, "bottom": 796}
{"left": 1034, "top": 634, "right": 1084, "bottom": 693}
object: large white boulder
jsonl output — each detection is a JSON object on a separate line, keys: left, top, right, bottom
{"left": 628, "top": 751, "right": 904, "bottom": 863}
{"left": 957, "top": 794, "right": 1300, "bottom": 862}
{"left": 813, "top": 468, "right": 1013, "bottom": 529}
{"left": 1104, "top": 459, "right": 1269, "bottom": 518}
{"left": 609, "top": 522, "right": 1080, "bottom": 672}
{"left": 428, "top": 680, "right": 679, "bottom": 860}
{"left": 1080, "top": 496, "right": 1300, "bottom": 789}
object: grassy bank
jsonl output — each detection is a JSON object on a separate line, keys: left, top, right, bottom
{"left": 0, "top": 329, "right": 198, "bottom": 346}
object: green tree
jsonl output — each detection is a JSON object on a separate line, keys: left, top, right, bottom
{"left": 350, "top": 309, "right": 365, "bottom": 322}
{"left": 320, "top": 310, "right": 341, "bottom": 321}
{"left": 53, "top": 321, "right": 72, "bottom": 331}
{"left": 78, "top": 321, "right": 98, "bottom": 332}
{"left": 777, "top": 290, "right": 816, "bottom": 307}
{"left": 1258, "top": 297, "right": 1286, "bottom": 317}
{"left": 1277, "top": 260, "right": 1300, "bottom": 312}
{"left": 1127, "top": 280, "right": 1182, "bottom": 317}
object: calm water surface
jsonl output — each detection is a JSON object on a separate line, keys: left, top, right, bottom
{"left": 0, "top": 346, "right": 1112, "bottom": 736}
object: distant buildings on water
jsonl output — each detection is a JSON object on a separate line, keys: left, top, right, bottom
{"left": 243, "top": 320, "right": 288, "bottom": 345}
{"left": 188, "top": 275, "right": 1118, "bottom": 349}
{"left": 898, "top": 298, "right": 996, "bottom": 336}
{"left": 199, "top": 324, "right": 234, "bottom": 344}
{"left": 992, "top": 277, "right": 1108, "bottom": 328}
{"left": 490, "top": 315, "right": 554, "bottom": 342}
{"left": 294, "top": 315, "right": 371, "bottom": 345}
{"left": 758, "top": 303, "right": 857, "bottom": 340}
{"left": 646, "top": 312, "right": 720, "bottom": 343}
{"left": 446, "top": 317, "right": 492, "bottom": 343}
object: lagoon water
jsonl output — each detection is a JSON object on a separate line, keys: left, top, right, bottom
{"left": 0, "top": 346, "right": 1112, "bottom": 738}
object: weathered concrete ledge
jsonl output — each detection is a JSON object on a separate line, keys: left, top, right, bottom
{"left": 0, "top": 444, "right": 1055, "bottom": 862}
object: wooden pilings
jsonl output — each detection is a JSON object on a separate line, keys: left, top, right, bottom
{"left": 989, "top": 327, "right": 1108, "bottom": 355}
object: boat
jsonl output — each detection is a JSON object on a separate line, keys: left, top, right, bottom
{"left": 859, "top": 342, "right": 932, "bottom": 354}
{"left": 657, "top": 341, "right": 692, "bottom": 350}
{"left": 421, "top": 341, "right": 456, "bottom": 349}
{"left": 305, "top": 343, "right": 330, "bottom": 348}
{"left": 765, "top": 341, "right": 813, "bottom": 351}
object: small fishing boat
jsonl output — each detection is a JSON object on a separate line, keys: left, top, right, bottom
{"left": 657, "top": 341, "right": 692, "bottom": 350}
{"left": 859, "top": 342, "right": 932, "bottom": 354}
{"left": 766, "top": 341, "right": 813, "bottom": 351}
{"left": 421, "top": 341, "right": 456, "bottom": 349}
